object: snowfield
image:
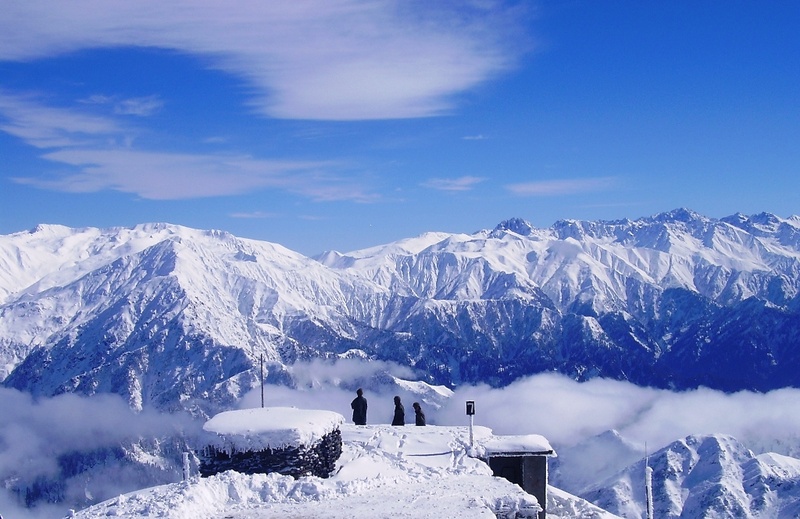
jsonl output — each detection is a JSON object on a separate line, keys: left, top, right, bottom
{"left": 72, "top": 414, "right": 618, "bottom": 519}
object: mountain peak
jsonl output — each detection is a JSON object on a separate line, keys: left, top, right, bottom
{"left": 3, "top": 209, "right": 800, "bottom": 415}
{"left": 650, "top": 207, "right": 707, "bottom": 224}
{"left": 492, "top": 217, "right": 534, "bottom": 236}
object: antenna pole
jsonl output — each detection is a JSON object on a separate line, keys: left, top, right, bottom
{"left": 645, "top": 443, "right": 654, "bottom": 519}
{"left": 260, "top": 353, "right": 264, "bottom": 408}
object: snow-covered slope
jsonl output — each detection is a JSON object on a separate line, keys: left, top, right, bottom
{"left": 584, "top": 434, "right": 800, "bottom": 518}
{"left": 73, "top": 422, "right": 618, "bottom": 519}
{"left": 551, "top": 429, "right": 645, "bottom": 496}
{"left": 0, "top": 223, "right": 390, "bottom": 411}
{"left": 2, "top": 210, "right": 800, "bottom": 413}
{"left": 319, "top": 210, "right": 800, "bottom": 311}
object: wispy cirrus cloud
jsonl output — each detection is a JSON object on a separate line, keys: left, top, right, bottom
{"left": 79, "top": 94, "right": 164, "bottom": 117}
{"left": 0, "top": 92, "right": 123, "bottom": 148}
{"left": 114, "top": 95, "right": 164, "bottom": 117}
{"left": 0, "top": 93, "right": 374, "bottom": 202}
{"left": 506, "top": 177, "right": 617, "bottom": 196}
{"left": 0, "top": 1, "right": 529, "bottom": 121}
{"left": 22, "top": 148, "right": 343, "bottom": 200}
{"left": 229, "top": 211, "right": 277, "bottom": 219}
{"left": 423, "top": 175, "right": 487, "bottom": 192}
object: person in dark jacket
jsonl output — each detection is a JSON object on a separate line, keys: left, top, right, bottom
{"left": 391, "top": 395, "right": 405, "bottom": 426}
{"left": 413, "top": 402, "right": 426, "bottom": 426}
{"left": 351, "top": 388, "right": 367, "bottom": 425}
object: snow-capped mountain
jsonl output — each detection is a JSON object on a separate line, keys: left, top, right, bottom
{"left": 583, "top": 433, "right": 800, "bottom": 518}
{"left": 2, "top": 209, "right": 800, "bottom": 414}
{"left": 0, "top": 223, "right": 390, "bottom": 412}
{"left": 550, "top": 429, "right": 646, "bottom": 496}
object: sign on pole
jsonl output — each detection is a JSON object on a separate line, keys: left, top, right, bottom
{"left": 466, "top": 400, "right": 476, "bottom": 449}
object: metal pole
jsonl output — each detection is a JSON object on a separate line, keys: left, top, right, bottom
{"left": 260, "top": 353, "right": 264, "bottom": 408}
{"left": 645, "top": 444, "right": 654, "bottom": 519}
{"left": 469, "top": 414, "right": 474, "bottom": 449}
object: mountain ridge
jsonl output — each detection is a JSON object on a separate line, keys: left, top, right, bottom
{"left": 2, "top": 209, "right": 800, "bottom": 413}
{"left": 581, "top": 433, "right": 800, "bottom": 518}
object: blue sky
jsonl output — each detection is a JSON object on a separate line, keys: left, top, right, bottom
{"left": 1, "top": 1, "right": 798, "bottom": 256}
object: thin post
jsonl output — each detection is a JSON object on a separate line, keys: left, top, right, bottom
{"left": 260, "top": 353, "right": 264, "bottom": 408}
{"left": 645, "top": 443, "right": 654, "bottom": 519}
{"left": 465, "top": 400, "right": 476, "bottom": 451}
{"left": 646, "top": 465, "right": 654, "bottom": 519}
{"left": 182, "top": 452, "right": 190, "bottom": 481}
{"left": 469, "top": 414, "right": 474, "bottom": 448}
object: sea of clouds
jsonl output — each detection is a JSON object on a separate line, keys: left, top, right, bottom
{"left": 4, "top": 358, "right": 800, "bottom": 517}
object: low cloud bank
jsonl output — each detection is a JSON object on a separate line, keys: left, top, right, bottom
{"left": 243, "top": 358, "right": 423, "bottom": 424}
{"left": 6, "top": 361, "right": 800, "bottom": 515}
{"left": 0, "top": 388, "right": 199, "bottom": 517}
{"left": 441, "top": 374, "right": 800, "bottom": 454}
{"left": 245, "top": 363, "right": 800, "bottom": 456}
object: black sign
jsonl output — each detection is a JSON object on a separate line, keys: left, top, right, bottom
{"left": 466, "top": 400, "right": 475, "bottom": 415}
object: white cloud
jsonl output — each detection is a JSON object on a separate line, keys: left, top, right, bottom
{"left": 239, "top": 358, "right": 421, "bottom": 423}
{"left": 78, "top": 94, "right": 115, "bottom": 106}
{"left": 506, "top": 177, "right": 617, "bottom": 196}
{"left": 0, "top": 1, "right": 528, "bottom": 120}
{"left": 229, "top": 211, "right": 278, "bottom": 219}
{"left": 423, "top": 175, "right": 487, "bottom": 192}
{"left": 5, "top": 367, "right": 800, "bottom": 514}
{"left": 203, "top": 136, "right": 230, "bottom": 144}
{"left": 0, "top": 94, "right": 376, "bottom": 201}
{"left": 0, "top": 388, "right": 199, "bottom": 517}
{"left": 17, "top": 147, "right": 362, "bottom": 201}
{"left": 0, "top": 388, "right": 195, "bottom": 479}
{"left": 79, "top": 94, "right": 163, "bottom": 116}
{"left": 438, "top": 374, "right": 800, "bottom": 455}
{"left": 0, "top": 92, "right": 123, "bottom": 148}
{"left": 113, "top": 95, "right": 164, "bottom": 117}
{"left": 241, "top": 365, "right": 800, "bottom": 457}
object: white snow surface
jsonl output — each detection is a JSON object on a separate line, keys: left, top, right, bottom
{"left": 582, "top": 433, "right": 800, "bottom": 519}
{"left": 2, "top": 212, "right": 800, "bottom": 403}
{"left": 483, "top": 434, "right": 554, "bottom": 455}
{"left": 202, "top": 407, "right": 344, "bottom": 451}
{"left": 73, "top": 421, "right": 616, "bottom": 519}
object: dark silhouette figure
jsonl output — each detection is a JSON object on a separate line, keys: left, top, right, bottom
{"left": 351, "top": 388, "right": 367, "bottom": 425}
{"left": 391, "top": 395, "right": 405, "bottom": 426}
{"left": 413, "top": 402, "right": 426, "bottom": 426}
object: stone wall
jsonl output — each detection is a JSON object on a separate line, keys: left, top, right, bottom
{"left": 198, "top": 429, "right": 342, "bottom": 479}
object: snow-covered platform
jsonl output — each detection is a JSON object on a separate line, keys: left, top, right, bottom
{"left": 72, "top": 417, "right": 619, "bottom": 519}
{"left": 344, "top": 425, "right": 555, "bottom": 519}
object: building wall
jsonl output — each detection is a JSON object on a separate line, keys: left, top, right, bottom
{"left": 488, "top": 454, "right": 548, "bottom": 519}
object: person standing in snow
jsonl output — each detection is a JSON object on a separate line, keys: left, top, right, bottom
{"left": 391, "top": 395, "right": 405, "bottom": 425}
{"left": 413, "top": 402, "right": 426, "bottom": 426}
{"left": 351, "top": 388, "right": 368, "bottom": 425}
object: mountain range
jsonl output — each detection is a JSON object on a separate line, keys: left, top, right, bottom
{"left": 554, "top": 431, "right": 800, "bottom": 518}
{"left": 4, "top": 208, "right": 800, "bottom": 517}
{"left": 2, "top": 209, "right": 800, "bottom": 414}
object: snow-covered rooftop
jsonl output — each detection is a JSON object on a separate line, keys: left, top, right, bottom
{"left": 203, "top": 407, "right": 344, "bottom": 451}
{"left": 482, "top": 434, "right": 554, "bottom": 455}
